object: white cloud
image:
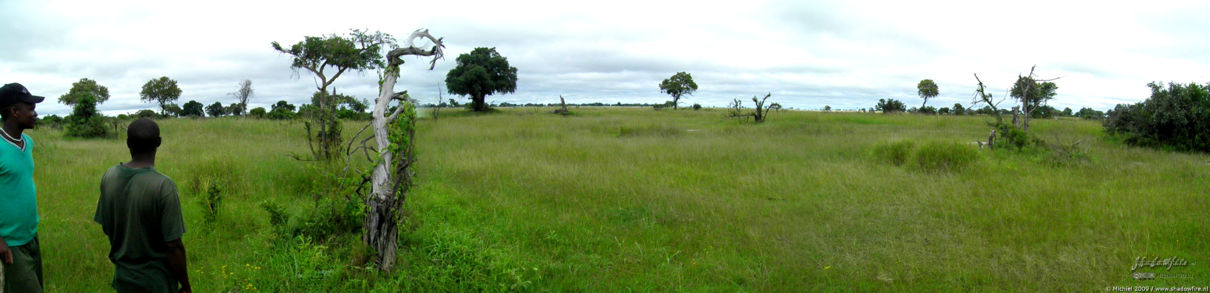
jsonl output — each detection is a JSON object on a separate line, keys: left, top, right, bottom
{"left": 2, "top": 0, "right": 1208, "bottom": 115}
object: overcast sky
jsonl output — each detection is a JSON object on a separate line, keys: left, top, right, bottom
{"left": 3, "top": 0, "right": 1209, "bottom": 116}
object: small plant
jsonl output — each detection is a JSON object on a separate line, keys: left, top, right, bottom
{"left": 871, "top": 140, "right": 915, "bottom": 166}
{"left": 199, "top": 178, "right": 224, "bottom": 223}
{"left": 909, "top": 141, "right": 979, "bottom": 172}
{"left": 260, "top": 201, "right": 290, "bottom": 236}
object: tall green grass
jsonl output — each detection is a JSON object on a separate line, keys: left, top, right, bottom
{"left": 28, "top": 109, "right": 1210, "bottom": 291}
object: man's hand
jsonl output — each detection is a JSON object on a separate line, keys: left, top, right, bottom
{"left": 0, "top": 237, "right": 12, "bottom": 265}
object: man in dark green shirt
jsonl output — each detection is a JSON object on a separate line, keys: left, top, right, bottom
{"left": 95, "top": 118, "right": 191, "bottom": 293}
{"left": 0, "top": 83, "right": 46, "bottom": 293}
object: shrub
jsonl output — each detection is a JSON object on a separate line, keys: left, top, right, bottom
{"left": 692, "top": 103, "right": 702, "bottom": 110}
{"left": 909, "top": 141, "right": 979, "bottom": 172}
{"left": 1104, "top": 82, "right": 1210, "bottom": 152}
{"left": 871, "top": 140, "right": 915, "bottom": 166}
{"left": 249, "top": 107, "right": 267, "bottom": 118}
{"left": 199, "top": 178, "right": 224, "bottom": 223}
{"left": 65, "top": 96, "right": 109, "bottom": 138}
{"left": 875, "top": 98, "right": 906, "bottom": 113}
{"left": 916, "top": 106, "right": 937, "bottom": 115}
{"left": 134, "top": 109, "right": 158, "bottom": 119}
{"left": 293, "top": 196, "right": 364, "bottom": 241}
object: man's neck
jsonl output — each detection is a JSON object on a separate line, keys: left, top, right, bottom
{"left": 124, "top": 153, "right": 157, "bottom": 169}
{"left": 2, "top": 123, "right": 23, "bottom": 142}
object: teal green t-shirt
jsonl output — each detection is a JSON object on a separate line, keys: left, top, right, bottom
{"left": 0, "top": 133, "right": 38, "bottom": 247}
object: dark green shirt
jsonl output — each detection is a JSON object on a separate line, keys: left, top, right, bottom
{"left": 94, "top": 164, "right": 185, "bottom": 291}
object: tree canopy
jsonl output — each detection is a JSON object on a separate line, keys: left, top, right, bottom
{"left": 181, "top": 100, "right": 204, "bottom": 117}
{"left": 206, "top": 101, "right": 226, "bottom": 117}
{"left": 659, "top": 72, "right": 698, "bottom": 110}
{"left": 445, "top": 47, "right": 518, "bottom": 112}
{"left": 140, "top": 76, "right": 182, "bottom": 114}
{"left": 60, "top": 78, "right": 110, "bottom": 106}
{"left": 917, "top": 79, "right": 938, "bottom": 108}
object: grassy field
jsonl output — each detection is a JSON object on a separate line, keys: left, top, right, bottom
{"left": 29, "top": 107, "right": 1209, "bottom": 291}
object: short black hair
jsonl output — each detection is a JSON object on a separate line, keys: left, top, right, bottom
{"left": 127, "top": 118, "right": 161, "bottom": 153}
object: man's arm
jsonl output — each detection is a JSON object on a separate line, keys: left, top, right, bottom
{"left": 165, "top": 238, "right": 191, "bottom": 293}
{"left": 0, "top": 236, "right": 11, "bottom": 264}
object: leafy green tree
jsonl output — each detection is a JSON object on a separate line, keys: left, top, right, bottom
{"left": 162, "top": 103, "right": 182, "bottom": 117}
{"left": 917, "top": 79, "right": 939, "bottom": 109}
{"left": 1009, "top": 74, "right": 1058, "bottom": 130}
{"left": 206, "top": 101, "right": 226, "bottom": 117}
{"left": 273, "top": 29, "right": 393, "bottom": 159}
{"left": 65, "top": 95, "right": 108, "bottom": 138}
{"left": 140, "top": 76, "right": 182, "bottom": 115}
{"left": 249, "top": 107, "right": 267, "bottom": 118}
{"left": 1104, "top": 82, "right": 1210, "bottom": 152}
{"left": 1076, "top": 107, "right": 1104, "bottom": 119}
{"left": 875, "top": 98, "right": 906, "bottom": 113}
{"left": 952, "top": 103, "right": 966, "bottom": 115}
{"left": 269, "top": 100, "right": 296, "bottom": 120}
{"left": 659, "top": 72, "right": 698, "bottom": 110}
{"left": 181, "top": 100, "right": 204, "bottom": 117}
{"left": 60, "top": 78, "right": 110, "bottom": 106}
{"left": 445, "top": 47, "right": 518, "bottom": 112}
{"left": 134, "top": 109, "right": 158, "bottom": 118}
{"left": 1062, "top": 107, "right": 1073, "bottom": 117}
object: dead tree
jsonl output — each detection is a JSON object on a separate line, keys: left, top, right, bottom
{"left": 365, "top": 28, "right": 444, "bottom": 271}
{"left": 552, "top": 95, "right": 569, "bottom": 115}
{"left": 752, "top": 93, "right": 774, "bottom": 123}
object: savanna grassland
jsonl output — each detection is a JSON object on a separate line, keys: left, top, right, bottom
{"left": 29, "top": 107, "right": 1210, "bottom": 291}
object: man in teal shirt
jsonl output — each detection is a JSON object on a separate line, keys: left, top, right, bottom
{"left": 95, "top": 118, "right": 191, "bottom": 293}
{"left": 0, "top": 83, "right": 46, "bottom": 293}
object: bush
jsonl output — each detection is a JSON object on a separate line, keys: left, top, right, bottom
{"left": 917, "top": 106, "right": 937, "bottom": 115}
{"left": 65, "top": 96, "right": 109, "bottom": 138}
{"left": 909, "top": 141, "right": 979, "bottom": 172}
{"left": 249, "top": 107, "right": 267, "bottom": 119}
{"left": 199, "top": 179, "right": 224, "bottom": 223}
{"left": 692, "top": 103, "right": 702, "bottom": 110}
{"left": 875, "top": 98, "right": 906, "bottom": 113}
{"left": 1104, "top": 82, "right": 1210, "bottom": 152}
{"left": 134, "top": 109, "right": 158, "bottom": 119}
{"left": 871, "top": 140, "right": 915, "bottom": 166}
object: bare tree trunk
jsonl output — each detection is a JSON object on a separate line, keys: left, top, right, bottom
{"left": 365, "top": 29, "right": 444, "bottom": 271}
{"left": 1011, "top": 106, "right": 1020, "bottom": 128}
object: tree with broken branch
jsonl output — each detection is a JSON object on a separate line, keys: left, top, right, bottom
{"left": 1009, "top": 66, "right": 1058, "bottom": 131}
{"left": 273, "top": 29, "right": 393, "bottom": 160}
{"left": 361, "top": 28, "right": 444, "bottom": 271}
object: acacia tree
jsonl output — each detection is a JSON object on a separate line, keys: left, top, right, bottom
{"left": 357, "top": 28, "right": 444, "bottom": 271}
{"left": 917, "top": 79, "right": 939, "bottom": 109}
{"left": 140, "top": 76, "right": 182, "bottom": 115}
{"left": 60, "top": 78, "right": 110, "bottom": 106}
{"left": 229, "top": 79, "right": 254, "bottom": 116}
{"left": 445, "top": 47, "right": 517, "bottom": 112}
{"left": 273, "top": 29, "right": 393, "bottom": 160}
{"left": 659, "top": 72, "right": 697, "bottom": 110}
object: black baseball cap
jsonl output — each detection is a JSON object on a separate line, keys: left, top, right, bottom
{"left": 0, "top": 83, "right": 46, "bottom": 107}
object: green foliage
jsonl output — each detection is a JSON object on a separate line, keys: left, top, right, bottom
{"left": 445, "top": 47, "right": 518, "bottom": 112}
{"left": 59, "top": 78, "right": 110, "bottom": 106}
{"left": 271, "top": 29, "right": 392, "bottom": 79}
{"left": 162, "top": 103, "right": 182, "bottom": 117}
{"left": 692, "top": 103, "right": 702, "bottom": 110}
{"left": 874, "top": 98, "right": 906, "bottom": 113}
{"left": 952, "top": 103, "right": 966, "bottom": 115}
{"left": 206, "top": 101, "right": 226, "bottom": 117}
{"left": 1010, "top": 76, "right": 1058, "bottom": 116}
{"left": 916, "top": 105, "right": 937, "bottom": 115}
{"left": 908, "top": 141, "right": 979, "bottom": 172}
{"left": 134, "top": 109, "right": 158, "bottom": 119}
{"left": 38, "top": 115, "right": 64, "bottom": 129}
{"left": 141, "top": 76, "right": 182, "bottom": 114}
{"left": 65, "top": 95, "right": 108, "bottom": 138}
{"left": 917, "top": 79, "right": 939, "bottom": 108}
{"left": 1076, "top": 107, "right": 1104, "bottom": 119}
{"left": 249, "top": 107, "right": 267, "bottom": 118}
{"left": 658, "top": 72, "right": 698, "bottom": 110}
{"left": 199, "top": 179, "right": 224, "bottom": 223}
{"left": 1104, "top": 81, "right": 1210, "bottom": 152}
{"left": 871, "top": 140, "right": 915, "bottom": 166}
{"left": 181, "top": 100, "right": 204, "bottom": 117}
